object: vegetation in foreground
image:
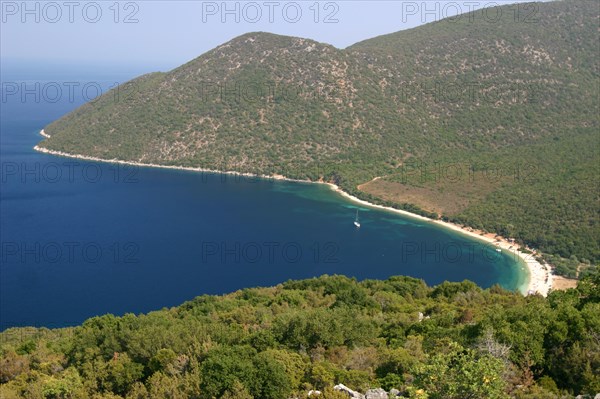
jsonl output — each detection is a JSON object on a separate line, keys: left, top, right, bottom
{"left": 1, "top": 273, "right": 598, "bottom": 398}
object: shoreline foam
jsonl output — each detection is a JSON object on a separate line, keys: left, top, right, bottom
{"left": 35, "top": 129, "right": 553, "bottom": 296}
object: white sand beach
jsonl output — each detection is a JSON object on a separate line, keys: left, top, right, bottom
{"left": 35, "top": 130, "right": 554, "bottom": 296}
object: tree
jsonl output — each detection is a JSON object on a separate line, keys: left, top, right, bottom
{"left": 199, "top": 346, "right": 257, "bottom": 398}
{"left": 149, "top": 348, "right": 178, "bottom": 373}
{"left": 145, "top": 372, "right": 188, "bottom": 399}
{"left": 310, "top": 362, "right": 335, "bottom": 390}
{"left": 220, "top": 380, "right": 253, "bottom": 399}
{"left": 260, "top": 349, "right": 307, "bottom": 390}
{"left": 411, "top": 342, "right": 508, "bottom": 399}
{"left": 103, "top": 353, "right": 144, "bottom": 396}
{"left": 0, "top": 349, "right": 29, "bottom": 383}
{"left": 41, "top": 367, "right": 85, "bottom": 399}
{"left": 253, "top": 351, "right": 294, "bottom": 399}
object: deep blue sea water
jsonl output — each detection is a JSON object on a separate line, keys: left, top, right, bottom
{"left": 0, "top": 71, "right": 526, "bottom": 330}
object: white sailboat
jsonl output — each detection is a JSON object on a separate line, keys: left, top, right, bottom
{"left": 354, "top": 209, "right": 361, "bottom": 228}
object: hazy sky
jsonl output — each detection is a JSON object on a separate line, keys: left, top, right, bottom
{"left": 2, "top": 0, "right": 549, "bottom": 72}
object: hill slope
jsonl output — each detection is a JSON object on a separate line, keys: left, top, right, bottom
{"left": 39, "top": 0, "right": 600, "bottom": 262}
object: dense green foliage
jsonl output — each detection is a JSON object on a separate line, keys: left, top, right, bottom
{"left": 1, "top": 273, "right": 599, "bottom": 398}
{"left": 542, "top": 254, "right": 597, "bottom": 279}
{"left": 41, "top": 0, "right": 599, "bottom": 262}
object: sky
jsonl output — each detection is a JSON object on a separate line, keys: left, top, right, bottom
{"left": 2, "top": 0, "right": 550, "bottom": 73}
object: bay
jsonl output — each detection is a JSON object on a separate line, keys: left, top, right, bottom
{"left": 0, "top": 75, "right": 526, "bottom": 329}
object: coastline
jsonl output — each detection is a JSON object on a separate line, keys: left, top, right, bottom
{"left": 326, "top": 183, "right": 552, "bottom": 296}
{"left": 35, "top": 130, "right": 553, "bottom": 296}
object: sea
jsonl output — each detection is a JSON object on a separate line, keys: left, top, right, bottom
{"left": 0, "top": 65, "right": 527, "bottom": 329}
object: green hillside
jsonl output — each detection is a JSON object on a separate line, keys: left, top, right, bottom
{"left": 39, "top": 0, "right": 600, "bottom": 262}
{"left": 1, "top": 274, "right": 599, "bottom": 398}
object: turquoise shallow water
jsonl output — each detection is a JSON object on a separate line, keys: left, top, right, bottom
{"left": 0, "top": 81, "right": 526, "bottom": 330}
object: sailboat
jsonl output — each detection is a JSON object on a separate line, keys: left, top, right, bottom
{"left": 354, "top": 209, "right": 361, "bottom": 228}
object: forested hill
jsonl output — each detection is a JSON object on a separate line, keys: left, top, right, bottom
{"left": 39, "top": 0, "right": 599, "bottom": 262}
{"left": 1, "top": 274, "right": 599, "bottom": 398}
